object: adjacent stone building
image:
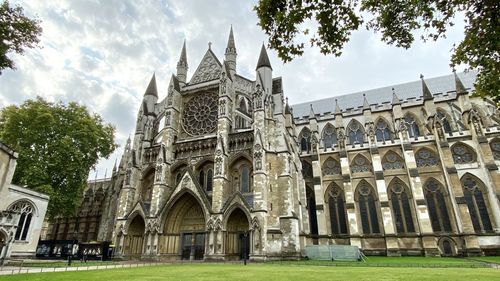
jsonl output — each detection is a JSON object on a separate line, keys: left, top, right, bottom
{"left": 0, "top": 142, "right": 49, "bottom": 263}
{"left": 43, "top": 28, "right": 500, "bottom": 259}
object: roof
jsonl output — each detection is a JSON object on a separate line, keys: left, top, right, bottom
{"left": 291, "top": 71, "right": 477, "bottom": 118}
{"left": 256, "top": 44, "right": 272, "bottom": 70}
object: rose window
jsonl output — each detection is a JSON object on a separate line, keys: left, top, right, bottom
{"left": 182, "top": 92, "right": 218, "bottom": 136}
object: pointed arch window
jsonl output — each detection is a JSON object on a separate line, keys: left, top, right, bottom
{"left": 351, "top": 155, "right": 372, "bottom": 173}
{"left": 239, "top": 98, "right": 247, "bottom": 114}
{"left": 306, "top": 187, "right": 318, "bottom": 237}
{"left": 437, "top": 110, "right": 452, "bottom": 133}
{"left": 490, "top": 139, "right": 500, "bottom": 160}
{"left": 404, "top": 114, "right": 420, "bottom": 138}
{"left": 461, "top": 175, "right": 493, "bottom": 233}
{"left": 356, "top": 182, "right": 380, "bottom": 234}
{"left": 375, "top": 119, "right": 392, "bottom": 142}
{"left": 322, "top": 124, "right": 337, "bottom": 148}
{"left": 206, "top": 169, "right": 213, "bottom": 192}
{"left": 327, "top": 183, "right": 348, "bottom": 235}
{"left": 198, "top": 162, "right": 214, "bottom": 192}
{"left": 347, "top": 121, "right": 364, "bottom": 145}
{"left": 451, "top": 143, "right": 476, "bottom": 164}
{"left": 322, "top": 158, "right": 341, "bottom": 176}
{"left": 382, "top": 151, "right": 405, "bottom": 170}
{"left": 423, "top": 179, "right": 452, "bottom": 232}
{"left": 240, "top": 166, "right": 250, "bottom": 193}
{"left": 389, "top": 180, "right": 415, "bottom": 233}
{"left": 415, "top": 148, "right": 439, "bottom": 167}
{"left": 299, "top": 128, "right": 312, "bottom": 153}
{"left": 302, "top": 160, "right": 313, "bottom": 179}
{"left": 9, "top": 201, "right": 35, "bottom": 241}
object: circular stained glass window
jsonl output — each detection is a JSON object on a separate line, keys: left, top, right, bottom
{"left": 182, "top": 92, "right": 218, "bottom": 136}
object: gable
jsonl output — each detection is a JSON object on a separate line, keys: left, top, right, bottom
{"left": 189, "top": 49, "right": 222, "bottom": 85}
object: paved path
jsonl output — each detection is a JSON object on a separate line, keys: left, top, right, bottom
{"left": 0, "top": 262, "right": 165, "bottom": 275}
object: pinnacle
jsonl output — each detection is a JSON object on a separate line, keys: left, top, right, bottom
{"left": 454, "top": 70, "right": 467, "bottom": 94}
{"left": 225, "top": 25, "right": 236, "bottom": 54}
{"left": 178, "top": 40, "right": 188, "bottom": 67}
{"left": 144, "top": 73, "right": 158, "bottom": 98}
{"left": 256, "top": 43, "right": 272, "bottom": 70}
{"left": 420, "top": 74, "right": 433, "bottom": 101}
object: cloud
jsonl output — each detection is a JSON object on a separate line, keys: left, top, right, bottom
{"left": 1, "top": 0, "right": 467, "bottom": 178}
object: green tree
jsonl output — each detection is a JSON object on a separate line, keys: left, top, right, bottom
{"left": 0, "top": 0, "right": 42, "bottom": 74}
{"left": 0, "top": 97, "right": 117, "bottom": 219}
{"left": 255, "top": 0, "right": 500, "bottom": 102}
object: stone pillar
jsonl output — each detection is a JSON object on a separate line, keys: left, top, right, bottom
{"left": 339, "top": 148, "right": 360, "bottom": 248}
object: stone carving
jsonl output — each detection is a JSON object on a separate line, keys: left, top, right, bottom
{"left": 254, "top": 144, "right": 263, "bottom": 171}
{"left": 219, "top": 71, "right": 227, "bottom": 95}
{"left": 253, "top": 84, "right": 263, "bottom": 109}
{"left": 219, "top": 99, "right": 226, "bottom": 115}
{"left": 470, "top": 109, "right": 483, "bottom": 136}
{"left": 367, "top": 123, "right": 375, "bottom": 144}
{"left": 165, "top": 111, "right": 171, "bottom": 126}
{"left": 155, "top": 158, "right": 163, "bottom": 182}
{"left": 399, "top": 121, "right": 409, "bottom": 141}
{"left": 167, "top": 85, "right": 174, "bottom": 106}
{"left": 190, "top": 54, "right": 220, "bottom": 84}
{"left": 215, "top": 154, "right": 223, "bottom": 175}
{"left": 125, "top": 164, "right": 132, "bottom": 185}
{"left": 337, "top": 127, "right": 345, "bottom": 149}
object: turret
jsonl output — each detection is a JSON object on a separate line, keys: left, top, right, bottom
{"left": 177, "top": 40, "right": 188, "bottom": 84}
{"left": 143, "top": 73, "right": 158, "bottom": 114}
{"left": 225, "top": 26, "right": 237, "bottom": 77}
{"left": 421, "top": 74, "right": 436, "bottom": 116}
{"left": 256, "top": 44, "right": 272, "bottom": 94}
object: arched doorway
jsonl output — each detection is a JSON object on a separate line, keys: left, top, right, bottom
{"left": 225, "top": 208, "right": 250, "bottom": 260}
{"left": 161, "top": 193, "right": 206, "bottom": 260}
{"left": 124, "top": 215, "right": 145, "bottom": 257}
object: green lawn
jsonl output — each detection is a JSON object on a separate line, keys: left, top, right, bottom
{"left": 0, "top": 264, "right": 498, "bottom": 281}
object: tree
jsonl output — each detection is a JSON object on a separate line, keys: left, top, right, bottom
{"left": 0, "top": 0, "right": 42, "bottom": 74}
{"left": 255, "top": 0, "right": 500, "bottom": 102}
{"left": 0, "top": 97, "right": 117, "bottom": 219}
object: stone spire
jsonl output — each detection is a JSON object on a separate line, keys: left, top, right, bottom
{"left": 420, "top": 74, "right": 433, "bottom": 100}
{"left": 391, "top": 88, "right": 401, "bottom": 105}
{"left": 225, "top": 26, "right": 237, "bottom": 77}
{"left": 177, "top": 40, "right": 188, "bottom": 83}
{"left": 144, "top": 73, "right": 158, "bottom": 98}
{"left": 454, "top": 69, "right": 467, "bottom": 95}
{"left": 309, "top": 104, "right": 316, "bottom": 119}
{"left": 363, "top": 94, "right": 370, "bottom": 111}
{"left": 334, "top": 99, "right": 341, "bottom": 115}
{"left": 256, "top": 43, "right": 272, "bottom": 70}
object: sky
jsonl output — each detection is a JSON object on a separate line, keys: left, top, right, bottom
{"left": 0, "top": 0, "right": 468, "bottom": 179}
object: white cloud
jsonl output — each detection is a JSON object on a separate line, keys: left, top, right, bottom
{"left": 1, "top": 0, "right": 467, "bottom": 178}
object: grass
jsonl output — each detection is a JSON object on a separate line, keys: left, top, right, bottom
{"left": 0, "top": 263, "right": 498, "bottom": 281}
{"left": 465, "top": 256, "right": 500, "bottom": 264}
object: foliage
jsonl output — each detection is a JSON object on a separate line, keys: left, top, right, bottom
{"left": 0, "top": 263, "right": 498, "bottom": 281}
{"left": 0, "top": 97, "right": 117, "bottom": 219}
{"left": 255, "top": 0, "right": 500, "bottom": 102}
{"left": 0, "top": 0, "right": 42, "bottom": 74}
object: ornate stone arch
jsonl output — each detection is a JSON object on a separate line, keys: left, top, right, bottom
{"left": 346, "top": 119, "right": 365, "bottom": 145}
{"left": 438, "top": 236, "right": 457, "bottom": 256}
{"left": 460, "top": 173, "right": 493, "bottom": 233}
{"left": 350, "top": 154, "right": 372, "bottom": 173}
{"left": 387, "top": 177, "right": 415, "bottom": 234}
{"left": 382, "top": 150, "right": 405, "bottom": 170}
{"left": 415, "top": 147, "right": 440, "bottom": 167}
{"left": 222, "top": 203, "right": 252, "bottom": 231}
{"left": 299, "top": 127, "right": 312, "bottom": 153}
{"left": 436, "top": 108, "right": 454, "bottom": 133}
{"left": 124, "top": 210, "right": 146, "bottom": 235}
{"left": 322, "top": 157, "right": 341, "bottom": 176}
{"left": 490, "top": 138, "right": 500, "bottom": 160}
{"left": 324, "top": 182, "right": 348, "bottom": 235}
{"left": 354, "top": 180, "right": 381, "bottom": 234}
{"left": 403, "top": 112, "right": 421, "bottom": 138}
{"left": 451, "top": 142, "right": 477, "bottom": 164}
{"left": 374, "top": 117, "right": 393, "bottom": 142}
{"left": 321, "top": 122, "right": 337, "bottom": 148}
{"left": 422, "top": 177, "right": 453, "bottom": 233}
{"left": 158, "top": 189, "right": 210, "bottom": 232}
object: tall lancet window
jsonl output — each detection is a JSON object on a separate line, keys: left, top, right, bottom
{"left": 9, "top": 201, "right": 35, "bottom": 241}
{"left": 490, "top": 139, "right": 500, "bottom": 160}
{"left": 299, "top": 128, "right": 312, "bottom": 153}
{"left": 322, "top": 123, "right": 337, "bottom": 148}
{"left": 404, "top": 114, "right": 420, "bottom": 138}
{"left": 327, "top": 183, "right": 348, "bottom": 235}
{"left": 347, "top": 120, "right": 364, "bottom": 145}
{"left": 356, "top": 182, "right": 380, "bottom": 234}
{"left": 461, "top": 175, "right": 493, "bottom": 233}
{"left": 423, "top": 179, "right": 452, "bottom": 232}
{"left": 375, "top": 119, "right": 391, "bottom": 142}
{"left": 437, "top": 110, "right": 453, "bottom": 133}
{"left": 389, "top": 180, "right": 415, "bottom": 234}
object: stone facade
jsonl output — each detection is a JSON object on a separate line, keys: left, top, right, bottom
{"left": 0, "top": 142, "right": 49, "bottom": 262}
{"left": 44, "top": 28, "right": 500, "bottom": 259}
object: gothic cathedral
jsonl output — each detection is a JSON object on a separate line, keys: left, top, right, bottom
{"left": 44, "top": 28, "right": 500, "bottom": 259}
